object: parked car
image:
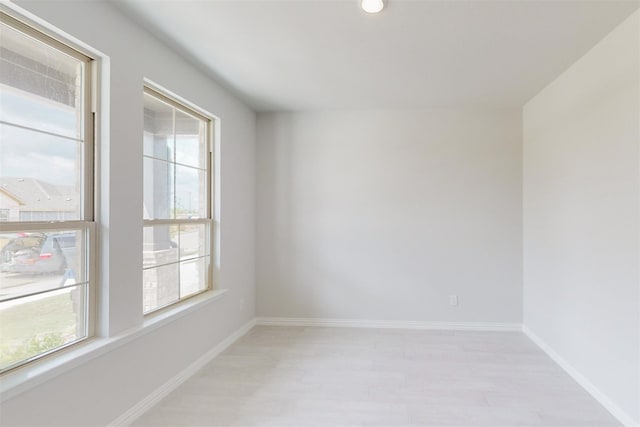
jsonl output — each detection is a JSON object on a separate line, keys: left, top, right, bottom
{"left": 0, "top": 232, "right": 77, "bottom": 275}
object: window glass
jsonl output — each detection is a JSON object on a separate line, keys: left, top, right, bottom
{"left": 0, "top": 22, "right": 84, "bottom": 140}
{"left": 0, "top": 14, "right": 93, "bottom": 373}
{"left": 0, "top": 284, "right": 87, "bottom": 371}
{"left": 142, "top": 88, "right": 212, "bottom": 314}
{"left": 0, "top": 124, "right": 83, "bottom": 221}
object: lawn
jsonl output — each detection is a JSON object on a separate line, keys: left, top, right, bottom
{"left": 0, "top": 290, "right": 78, "bottom": 370}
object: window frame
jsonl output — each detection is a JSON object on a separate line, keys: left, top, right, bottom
{"left": 0, "top": 12, "right": 97, "bottom": 373}
{"left": 142, "top": 84, "right": 215, "bottom": 316}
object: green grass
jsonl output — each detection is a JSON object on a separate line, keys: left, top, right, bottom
{"left": 0, "top": 292, "right": 78, "bottom": 369}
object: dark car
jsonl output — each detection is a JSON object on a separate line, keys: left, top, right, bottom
{"left": 0, "top": 232, "right": 77, "bottom": 275}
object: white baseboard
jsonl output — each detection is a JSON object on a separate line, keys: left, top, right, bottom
{"left": 108, "top": 318, "right": 256, "bottom": 427}
{"left": 255, "top": 316, "right": 522, "bottom": 332}
{"left": 523, "top": 325, "right": 638, "bottom": 427}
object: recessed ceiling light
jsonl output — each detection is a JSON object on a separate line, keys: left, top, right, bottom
{"left": 361, "top": 0, "right": 384, "bottom": 14}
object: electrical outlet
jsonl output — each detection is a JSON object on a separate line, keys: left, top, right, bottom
{"left": 449, "top": 294, "right": 458, "bottom": 306}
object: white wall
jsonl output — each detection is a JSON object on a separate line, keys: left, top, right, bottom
{"left": 1, "top": 1, "right": 256, "bottom": 425}
{"left": 523, "top": 10, "right": 639, "bottom": 424}
{"left": 257, "top": 109, "right": 522, "bottom": 324}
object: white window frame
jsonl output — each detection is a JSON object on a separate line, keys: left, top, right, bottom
{"left": 142, "top": 84, "right": 215, "bottom": 316}
{"left": 0, "top": 12, "right": 96, "bottom": 373}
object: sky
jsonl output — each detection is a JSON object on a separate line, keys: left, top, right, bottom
{"left": 0, "top": 86, "right": 80, "bottom": 187}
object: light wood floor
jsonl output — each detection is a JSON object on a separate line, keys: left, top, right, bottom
{"left": 133, "top": 325, "right": 620, "bottom": 426}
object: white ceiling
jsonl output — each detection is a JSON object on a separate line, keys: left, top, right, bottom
{"left": 114, "top": 0, "right": 639, "bottom": 111}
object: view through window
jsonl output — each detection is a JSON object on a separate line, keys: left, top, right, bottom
{"left": 0, "top": 14, "right": 94, "bottom": 372}
{"left": 142, "top": 86, "right": 212, "bottom": 314}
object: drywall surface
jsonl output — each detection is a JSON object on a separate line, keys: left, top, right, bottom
{"left": 523, "top": 11, "right": 639, "bottom": 424}
{"left": 1, "top": 0, "right": 256, "bottom": 425}
{"left": 257, "top": 109, "right": 522, "bottom": 323}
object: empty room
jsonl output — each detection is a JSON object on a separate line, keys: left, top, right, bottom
{"left": 0, "top": 0, "right": 638, "bottom": 426}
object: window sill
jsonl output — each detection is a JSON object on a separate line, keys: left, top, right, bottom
{"left": 0, "top": 288, "right": 227, "bottom": 402}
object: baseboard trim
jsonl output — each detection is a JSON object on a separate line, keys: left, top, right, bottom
{"left": 523, "top": 325, "right": 638, "bottom": 427}
{"left": 255, "top": 316, "right": 522, "bottom": 332}
{"left": 108, "top": 318, "right": 256, "bottom": 427}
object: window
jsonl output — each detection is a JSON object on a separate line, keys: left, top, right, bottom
{"left": 0, "top": 13, "right": 95, "bottom": 372}
{"left": 142, "top": 86, "right": 213, "bottom": 314}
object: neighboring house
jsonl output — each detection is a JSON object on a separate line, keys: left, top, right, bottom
{"left": 0, "top": 177, "right": 79, "bottom": 221}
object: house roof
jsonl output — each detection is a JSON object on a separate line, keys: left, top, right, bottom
{"left": 0, "top": 177, "right": 78, "bottom": 212}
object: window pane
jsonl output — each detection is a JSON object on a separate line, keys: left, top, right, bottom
{"left": 0, "top": 22, "right": 84, "bottom": 140}
{"left": 143, "top": 131, "right": 173, "bottom": 163}
{"left": 142, "top": 224, "right": 211, "bottom": 313}
{"left": 179, "top": 223, "right": 208, "bottom": 260}
{"left": 175, "top": 165, "right": 206, "bottom": 219}
{"left": 143, "top": 225, "right": 179, "bottom": 268}
{"left": 0, "top": 283, "right": 87, "bottom": 371}
{"left": 0, "top": 229, "right": 86, "bottom": 301}
{"left": 180, "top": 256, "right": 209, "bottom": 299}
{"left": 143, "top": 93, "right": 174, "bottom": 161}
{"left": 143, "top": 263, "right": 179, "bottom": 314}
{"left": 0, "top": 124, "right": 82, "bottom": 221}
{"left": 175, "top": 110, "right": 206, "bottom": 169}
{"left": 143, "top": 157, "right": 174, "bottom": 220}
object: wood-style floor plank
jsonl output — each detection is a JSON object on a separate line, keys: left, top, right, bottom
{"left": 133, "top": 326, "right": 620, "bottom": 426}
